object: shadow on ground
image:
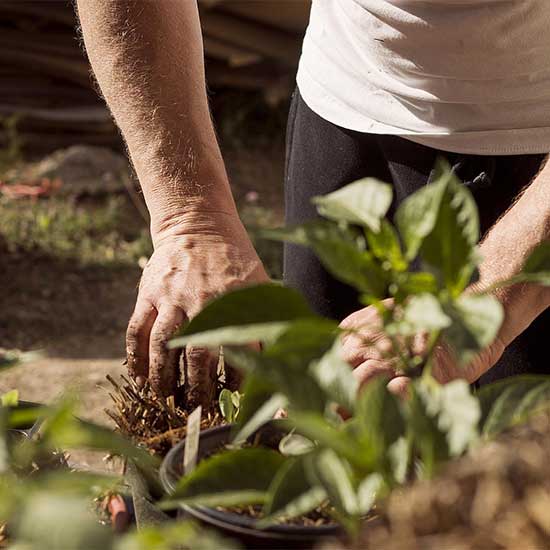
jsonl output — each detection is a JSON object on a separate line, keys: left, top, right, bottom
{"left": 0, "top": 238, "right": 141, "bottom": 360}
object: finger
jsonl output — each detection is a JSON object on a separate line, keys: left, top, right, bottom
{"left": 387, "top": 376, "right": 411, "bottom": 399}
{"left": 353, "top": 359, "right": 397, "bottom": 390}
{"left": 186, "top": 346, "right": 219, "bottom": 409}
{"left": 148, "top": 305, "right": 185, "bottom": 397}
{"left": 341, "top": 336, "right": 384, "bottom": 367}
{"left": 340, "top": 327, "right": 394, "bottom": 367}
{"left": 126, "top": 299, "right": 157, "bottom": 386}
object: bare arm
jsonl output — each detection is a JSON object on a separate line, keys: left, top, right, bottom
{"left": 474, "top": 158, "right": 550, "bottom": 350}
{"left": 77, "top": 0, "right": 233, "bottom": 236}
{"left": 76, "top": 0, "right": 268, "bottom": 401}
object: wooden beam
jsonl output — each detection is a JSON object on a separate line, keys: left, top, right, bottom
{"left": 200, "top": 12, "right": 302, "bottom": 67}
{"left": 203, "top": 35, "right": 261, "bottom": 67}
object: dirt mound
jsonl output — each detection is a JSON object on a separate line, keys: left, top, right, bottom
{"left": 360, "top": 414, "right": 550, "bottom": 549}
{"left": 5, "top": 145, "right": 131, "bottom": 196}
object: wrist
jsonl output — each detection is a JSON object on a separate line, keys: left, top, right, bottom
{"left": 470, "top": 276, "right": 550, "bottom": 348}
{"left": 151, "top": 204, "right": 249, "bottom": 248}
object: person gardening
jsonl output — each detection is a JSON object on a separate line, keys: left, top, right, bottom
{"left": 76, "top": 0, "right": 550, "bottom": 403}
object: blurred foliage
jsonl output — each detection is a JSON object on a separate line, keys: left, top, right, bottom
{"left": 0, "top": 195, "right": 152, "bottom": 267}
{"left": 0, "top": 384, "right": 238, "bottom": 550}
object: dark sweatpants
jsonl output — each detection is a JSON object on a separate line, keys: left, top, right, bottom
{"left": 283, "top": 89, "right": 548, "bottom": 386}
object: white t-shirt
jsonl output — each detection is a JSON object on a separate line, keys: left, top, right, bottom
{"left": 297, "top": 0, "right": 550, "bottom": 155}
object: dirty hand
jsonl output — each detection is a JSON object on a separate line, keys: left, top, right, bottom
{"left": 126, "top": 211, "right": 269, "bottom": 402}
{"left": 339, "top": 300, "right": 506, "bottom": 396}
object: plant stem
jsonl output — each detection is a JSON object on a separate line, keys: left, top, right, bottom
{"left": 422, "top": 330, "right": 441, "bottom": 379}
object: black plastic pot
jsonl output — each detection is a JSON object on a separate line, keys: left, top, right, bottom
{"left": 160, "top": 424, "right": 344, "bottom": 549}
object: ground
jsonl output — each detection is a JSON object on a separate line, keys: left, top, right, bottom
{"left": 0, "top": 106, "right": 285, "bottom": 469}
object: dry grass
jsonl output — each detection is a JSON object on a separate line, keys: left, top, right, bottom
{"left": 105, "top": 375, "right": 223, "bottom": 457}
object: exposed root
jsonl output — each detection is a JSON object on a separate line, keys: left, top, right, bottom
{"left": 105, "top": 374, "right": 224, "bottom": 457}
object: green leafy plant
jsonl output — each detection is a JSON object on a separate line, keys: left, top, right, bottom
{"left": 165, "top": 160, "right": 550, "bottom": 535}
{"left": 0, "top": 388, "right": 237, "bottom": 549}
{"left": 219, "top": 389, "right": 242, "bottom": 423}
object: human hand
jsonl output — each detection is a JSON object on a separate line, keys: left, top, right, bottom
{"left": 339, "top": 299, "right": 506, "bottom": 396}
{"left": 126, "top": 210, "right": 269, "bottom": 403}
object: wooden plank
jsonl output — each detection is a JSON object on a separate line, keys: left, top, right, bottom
{"left": 0, "top": 49, "right": 91, "bottom": 87}
{"left": 206, "top": 60, "right": 292, "bottom": 104}
{"left": 203, "top": 35, "right": 261, "bottom": 67}
{"left": 0, "top": 29, "right": 83, "bottom": 59}
{"left": 200, "top": 12, "right": 302, "bottom": 67}
{"left": 0, "top": 2, "right": 76, "bottom": 27}
{"left": 215, "top": 0, "right": 311, "bottom": 34}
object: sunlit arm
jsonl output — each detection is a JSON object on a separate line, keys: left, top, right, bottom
{"left": 475, "top": 157, "right": 550, "bottom": 348}
{"left": 75, "top": 0, "right": 237, "bottom": 242}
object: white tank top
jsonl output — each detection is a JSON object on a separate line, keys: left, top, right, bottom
{"left": 297, "top": 0, "right": 550, "bottom": 155}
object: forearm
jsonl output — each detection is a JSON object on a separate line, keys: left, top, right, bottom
{"left": 476, "top": 157, "right": 550, "bottom": 343}
{"left": 76, "top": 0, "right": 236, "bottom": 240}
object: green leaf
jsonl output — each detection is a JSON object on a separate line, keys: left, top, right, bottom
{"left": 279, "top": 432, "right": 315, "bottom": 456}
{"left": 443, "top": 293, "right": 504, "bottom": 365}
{"left": 235, "top": 374, "right": 278, "bottom": 431}
{"left": 219, "top": 389, "right": 236, "bottom": 423}
{"left": 395, "top": 166, "right": 450, "bottom": 260}
{"left": 312, "top": 449, "right": 359, "bottom": 516}
{"left": 477, "top": 375, "right": 550, "bottom": 438}
{"left": 166, "top": 448, "right": 286, "bottom": 507}
{"left": 420, "top": 174, "right": 479, "bottom": 294}
{"left": 117, "top": 521, "right": 240, "bottom": 550}
{"left": 435, "top": 380, "right": 480, "bottom": 455}
{"left": 231, "top": 391, "right": 242, "bottom": 410}
{"left": 170, "top": 284, "right": 315, "bottom": 348}
{"left": 1, "top": 390, "right": 18, "bottom": 407}
{"left": 262, "top": 456, "right": 326, "bottom": 522}
{"left": 354, "top": 376, "right": 405, "bottom": 466}
{"left": 171, "top": 322, "right": 290, "bottom": 349}
{"left": 312, "top": 178, "right": 393, "bottom": 231}
{"left": 163, "top": 491, "right": 268, "bottom": 509}
{"left": 408, "top": 382, "right": 450, "bottom": 477}
{"left": 262, "top": 222, "right": 388, "bottom": 297}
{"left": 224, "top": 348, "right": 326, "bottom": 413}
{"left": 392, "top": 272, "right": 439, "bottom": 302}
{"left": 366, "top": 220, "right": 407, "bottom": 271}
{"left": 265, "top": 318, "right": 340, "bottom": 367}
{"left": 400, "top": 293, "right": 451, "bottom": 335}
{"left": 308, "top": 341, "right": 358, "bottom": 412}
{"left": 395, "top": 160, "right": 480, "bottom": 294}
{"left": 39, "top": 399, "right": 158, "bottom": 475}
{"left": 287, "top": 413, "right": 367, "bottom": 469}
{"left": 233, "top": 393, "right": 288, "bottom": 444}
{"left": 357, "top": 473, "right": 384, "bottom": 515}
{"left": 388, "top": 437, "right": 409, "bottom": 484}
{"left": 413, "top": 378, "right": 480, "bottom": 458}
{"left": 16, "top": 494, "right": 113, "bottom": 550}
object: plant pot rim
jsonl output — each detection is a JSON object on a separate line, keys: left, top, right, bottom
{"left": 159, "top": 423, "right": 345, "bottom": 539}
{"left": 7, "top": 400, "right": 44, "bottom": 436}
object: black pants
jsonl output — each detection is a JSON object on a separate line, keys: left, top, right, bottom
{"left": 283, "top": 89, "right": 549, "bottom": 385}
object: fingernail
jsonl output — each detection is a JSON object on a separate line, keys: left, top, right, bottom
{"left": 136, "top": 376, "right": 146, "bottom": 388}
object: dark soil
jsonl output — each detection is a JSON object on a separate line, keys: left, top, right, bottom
{"left": 217, "top": 503, "right": 338, "bottom": 528}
